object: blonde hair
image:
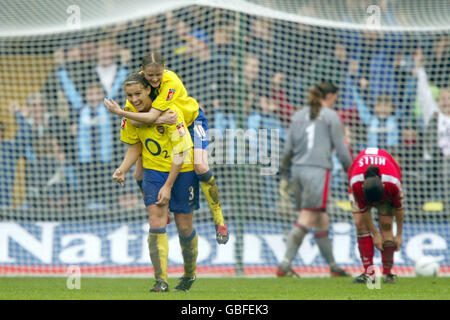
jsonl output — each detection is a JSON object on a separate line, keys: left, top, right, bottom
{"left": 141, "top": 52, "right": 165, "bottom": 68}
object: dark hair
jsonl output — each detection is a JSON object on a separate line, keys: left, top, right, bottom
{"left": 362, "top": 165, "right": 383, "bottom": 204}
{"left": 364, "top": 165, "right": 380, "bottom": 178}
{"left": 123, "top": 72, "right": 150, "bottom": 88}
{"left": 308, "top": 81, "right": 338, "bottom": 120}
{"left": 141, "top": 52, "right": 165, "bottom": 68}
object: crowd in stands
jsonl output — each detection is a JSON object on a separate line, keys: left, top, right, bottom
{"left": 0, "top": 4, "right": 449, "bottom": 212}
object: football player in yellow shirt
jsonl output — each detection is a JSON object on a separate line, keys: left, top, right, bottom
{"left": 105, "top": 52, "right": 229, "bottom": 245}
{"left": 111, "top": 72, "right": 198, "bottom": 292}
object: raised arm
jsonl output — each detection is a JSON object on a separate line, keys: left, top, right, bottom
{"left": 58, "top": 68, "right": 84, "bottom": 111}
{"left": 105, "top": 98, "right": 161, "bottom": 123}
{"left": 104, "top": 98, "right": 177, "bottom": 126}
{"left": 415, "top": 67, "right": 440, "bottom": 127}
{"left": 351, "top": 80, "right": 373, "bottom": 125}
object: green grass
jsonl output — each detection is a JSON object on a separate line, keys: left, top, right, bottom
{"left": 1, "top": 276, "right": 449, "bottom": 300}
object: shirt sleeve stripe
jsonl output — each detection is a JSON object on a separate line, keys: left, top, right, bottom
{"left": 381, "top": 174, "right": 403, "bottom": 192}
{"left": 350, "top": 173, "right": 364, "bottom": 187}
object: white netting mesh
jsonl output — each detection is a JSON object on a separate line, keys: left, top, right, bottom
{"left": 0, "top": 0, "right": 448, "bottom": 277}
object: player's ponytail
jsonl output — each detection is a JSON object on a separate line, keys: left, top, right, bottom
{"left": 308, "top": 85, "right": 323, "bottom": 120}
{"left": 363, "top": 165, "right": 383, "bottom": 204}
{"left": 308, "top": 81, "right": 338, "bottom": 120}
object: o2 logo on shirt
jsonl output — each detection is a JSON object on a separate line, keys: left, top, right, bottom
{"left": 166, "top": 88, "right": 175, "bottom": 101}
{"left": 145, "top": 138, "right": 169, "bottom": 159}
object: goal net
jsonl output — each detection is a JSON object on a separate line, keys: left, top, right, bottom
{"left": 0, "top": 0, "right": 448, "bottom": 277}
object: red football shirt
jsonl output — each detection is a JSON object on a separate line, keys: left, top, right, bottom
{"left": 348, "top": 148, "right": 403, "bottom": 212}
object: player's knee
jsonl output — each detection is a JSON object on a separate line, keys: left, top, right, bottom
{"left": 194, "top": 162, "right": 209, "bottom": 175}
{"left": 380, "top": 222, "right": 392, "bottom": 232}
{"left": 315, "top": 221, "right": 330, "bottom": 231}
{"left": 314, "top": 212, "right": 330, "bottom": 230}
{"left": 298, "top": 210, "right": 316, "bottom": 229}
{"left": 353, "top": 217, "right": 369, "bottom": 233}
{"left": 174, "top": 213, "right": 193, "bottom": 236}
{"left": 177, "top": 225, "right": 194, "bottom": 238}
{"left": 148, "top": 215, "right": 167, "bottom": 229}
{"left": 194, "top": 148, "right": 209, "bottom": 174}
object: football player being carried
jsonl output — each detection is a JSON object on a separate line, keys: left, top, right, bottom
{"left": 112, "top": 72, "right": 199, "bottom": 292}
{"left": 105, "top": 52, "right": 229, "bottom": 245}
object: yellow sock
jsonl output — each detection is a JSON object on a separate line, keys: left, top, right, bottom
{"left": 148, "top": 229, "right": 168, "bottom": 282}
{"left": 199, "top": 175, "right": 225, "bottom": 226}
{"left": 179, "top": 230, "right": 198, "bottom": 278}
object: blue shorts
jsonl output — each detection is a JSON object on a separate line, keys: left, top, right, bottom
{"left": 142, "top": 169, "right": 199, "bottom": 213}
{"left": 188, "top": 108, "right": 209, "bottom": 150}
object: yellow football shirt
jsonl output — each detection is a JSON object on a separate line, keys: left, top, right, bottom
{"left": 130, "top": 69, "right": 199, "bottom": 127}
{"left": 120, "top": 102, "right": 194, "bottom": 172}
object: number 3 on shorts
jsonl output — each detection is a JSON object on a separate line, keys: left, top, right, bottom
{"left": 189, "top": 186, "right": 194, "bottom": 201}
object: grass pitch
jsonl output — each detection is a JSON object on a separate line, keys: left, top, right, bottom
{"left": 1, "top": 276, "right": 449, "bottom": 300}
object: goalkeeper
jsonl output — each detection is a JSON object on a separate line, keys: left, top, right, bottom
{"left": 112, "top": 72, "right": 198, "bottom": 292}
{"left": 277, "top": 81, "right": 352, "bottom": 278}
{"left": 105, "top": 52, "right": 229, "bottom": 244}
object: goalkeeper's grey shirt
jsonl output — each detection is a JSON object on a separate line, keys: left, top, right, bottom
{"left": 279, "top": 106, "right": 352, "bottom": 177}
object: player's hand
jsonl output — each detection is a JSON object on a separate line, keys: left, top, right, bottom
{"left": 156, "top": 185, "right": 171, "bottom": 206}
{"left": 372, "top": 232, "right": 383, "bottom": 251}
{"left": 279, "top": 179, "right": 292, "bottom": 201}
{"left": 394, "top": 235, "right": 402, "bottom": 251}
{"left": 113, "top": 168, "right": 125, "bottom": 187}
{"left": 157, "top": 110, "right": 178, "bottom": 125}
{"left": 104, "top": 98, "right": 123, "bottom": 116}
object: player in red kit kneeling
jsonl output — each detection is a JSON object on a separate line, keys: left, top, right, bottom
{"left": 348, "top": 148, "right": 404, "bottom": 284}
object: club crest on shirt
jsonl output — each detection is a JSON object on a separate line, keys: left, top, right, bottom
{"left": 121, "top": 118, "right": 127, "bottom": 129}
{"left": 157, "top": 126, "right": 165, "bottom": 134}
{"left": 166, "top": 88, "right": 175, "bottom": 101}
{"left": 176, "top": 122, "right": 186, "bottom": 137}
